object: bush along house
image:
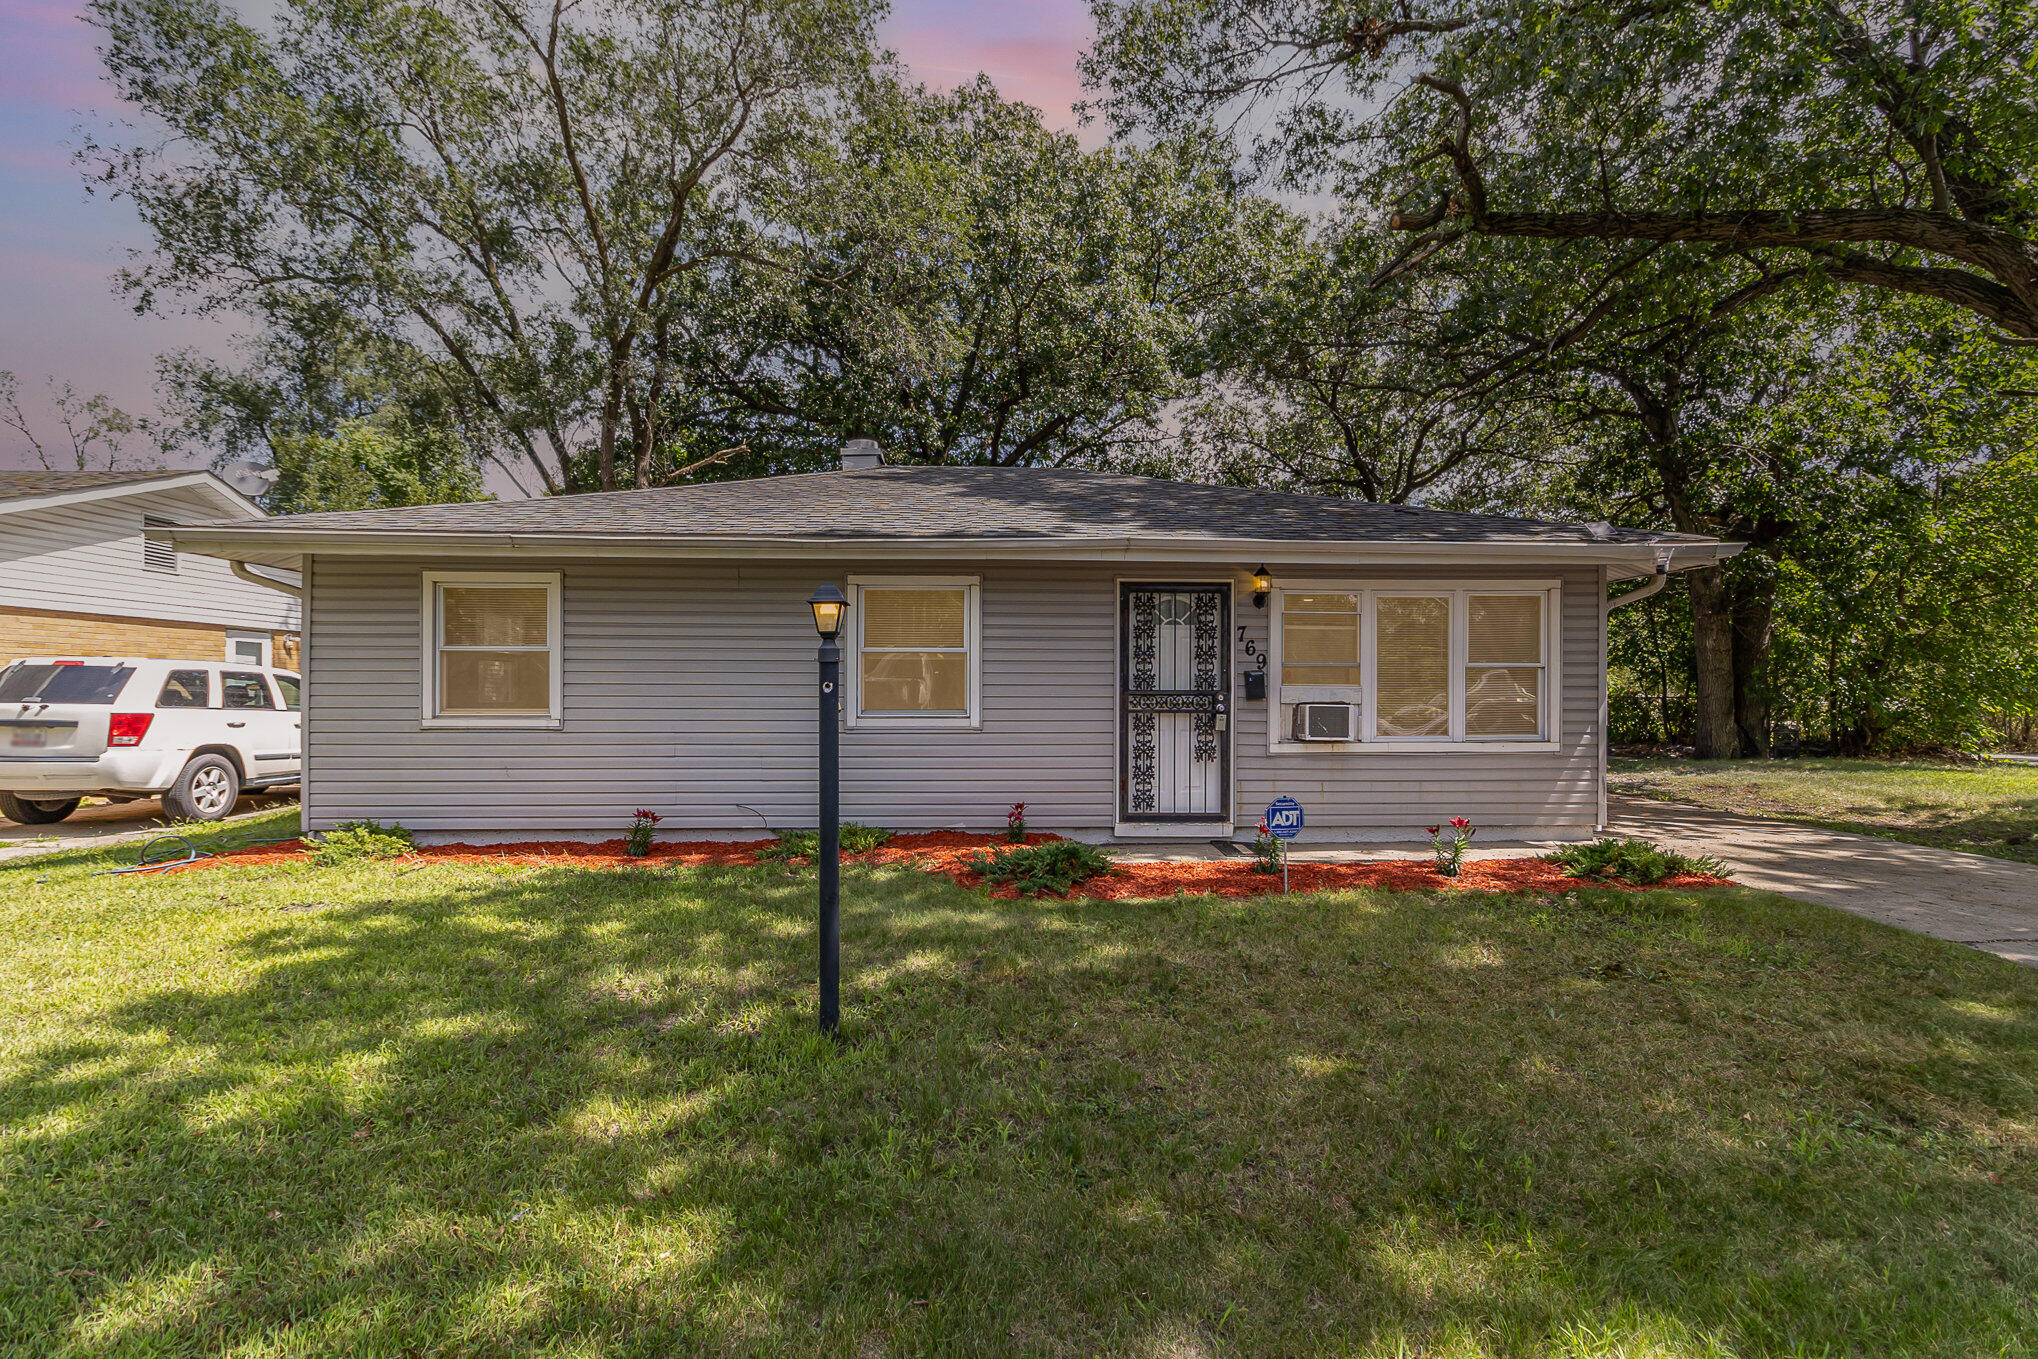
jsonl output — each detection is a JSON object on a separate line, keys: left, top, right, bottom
{"left": 157, "top": 444, "right": 1738, "bottom": 844}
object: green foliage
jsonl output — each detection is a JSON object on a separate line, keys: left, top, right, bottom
{"left": 1596, "top": 321, "right": 2038, "bottom": 754}
{"left": 672, "top": 76, "right": 1282, "bottom": 474}
{"left": 307, "top": 819, "right": 414, "bottom": 865}
{"left": 90, "top": 0, "right": 884, "bottom": 494}
{"left": 758, "top": 824, "right": 893, "bottom": 862}
{"left": 1087, "top": 0, "right": 2038, "bottom": 339}
{"left": 266, "top": 416, "right": 486, "bottom": 515}
{"left": 963, "top": 840, "right": 1115, "bottom": 895}
{"left": 1548, "top": 838, "right": 1726, "bottom": 887}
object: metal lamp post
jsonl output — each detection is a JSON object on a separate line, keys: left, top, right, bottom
{"left": 807, "top": 583, "right": 848, "bottom": 1034}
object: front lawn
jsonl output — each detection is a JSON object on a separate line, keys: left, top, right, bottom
{"left": 3, "top": 811, "right": 2035, "bottom": 1356}
{"left": 1613, "top": 755, "right": 2038, "bottom": 865}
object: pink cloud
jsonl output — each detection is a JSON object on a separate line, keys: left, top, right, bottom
{"left": 883, "top": 2, "right": 1096, "bottom": 130}
{"left": 0, "top": 2, "right": 109, "bottom": 110}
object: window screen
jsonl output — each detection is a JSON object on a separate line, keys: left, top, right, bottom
{"left": 858, "top": 586, "right": 972, "bottom": 716}
{"left": 1465, "top": 594, "right": 1544, "bottom": 737}
{"left": 1279, "top": 593, "right": 1360, "bottom": 687}
{"left": 434, "top": 582, "right": 555, "bottom": 717}
{"left": 1374, "top": 596, "right": 1450, "bottom": 737}
{"left": 157, "top": 670, "right": 210, "bottom": 708}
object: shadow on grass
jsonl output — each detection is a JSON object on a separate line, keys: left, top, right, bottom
{"left": 5, "top": 860, "right": 2037, "bottom": 1356}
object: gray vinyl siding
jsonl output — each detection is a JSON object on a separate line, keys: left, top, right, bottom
{"left": 304, "top": 556, "right": 1605, "bottom": 836}
{"left": 1233, "top": 566, "right": 1605, "bottom": 832}
{"left": 0, "top": 487, "right": 299, "bottom": 631}
{"left": 306, "top": 557, "right": 1117, "bottom": 832}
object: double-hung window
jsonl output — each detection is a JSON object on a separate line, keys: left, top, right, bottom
{"left": 848, "top": 576, "right": 980, "bottom": 727}
{"left": 422, "top": 571, "right": 562, "bottom": 727}
{"left": 1269, "top": 582, "right": 1557, "bottom": 750}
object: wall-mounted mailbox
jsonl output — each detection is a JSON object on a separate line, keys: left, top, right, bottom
{"left": 1243, "top": 670, "right": 1267, "bottom": 701}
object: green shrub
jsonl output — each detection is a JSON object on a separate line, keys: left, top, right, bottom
{"left": 758, "top": 823, "right": 893, "bottom": 862}
{"left": 964, "top": 840, "right": 1115, "bottom": 895}
{"left": 307, "top": 819, "right": 414, "bottom": 864}
{"left": 1546, "top": 837, "right": 1726, "bottom": 886}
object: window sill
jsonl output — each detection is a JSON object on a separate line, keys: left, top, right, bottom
{"left": 847, "top": 715, "right": 982, "bottom": 732}
{"left": 1267, "top": 739, "right": 1561, "bottom": 755}
{"left": 422, "top": 716, "right": 563, "bottom": 731}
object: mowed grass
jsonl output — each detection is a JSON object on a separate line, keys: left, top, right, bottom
{"left": 3, "top": 810, "right": 2036, "bottom": 1357}
{"left": 1614, "top": 756, "right": 2038, "bottom": 865}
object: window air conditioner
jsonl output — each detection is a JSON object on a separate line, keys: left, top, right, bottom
{"left": 1292, "top": 702, "right": 1358, "bottom": 742}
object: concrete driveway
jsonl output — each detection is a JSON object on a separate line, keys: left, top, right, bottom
{"left": 0, "top": 793, "right": 297, "bottom": 865}
{"left": 1610, "top": 796, "right": 2038, "bottom": 968}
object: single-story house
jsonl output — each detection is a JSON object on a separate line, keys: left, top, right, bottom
{"left": 159, "top": 447, "right": 1737, "bottom": 843}
{"left": 1, "top": 470, "right": 301, "bottom": 669}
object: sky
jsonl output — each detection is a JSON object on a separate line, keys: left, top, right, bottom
{"left": 0, "top": 0, "right": 1099, "bottom": 473}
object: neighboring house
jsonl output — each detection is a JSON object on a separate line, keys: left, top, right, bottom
{"left": 162, "top": 448, "right": 1738, "bottom": 842}
{"left": 0, "top": 470, "right": 301, "bottom": 669}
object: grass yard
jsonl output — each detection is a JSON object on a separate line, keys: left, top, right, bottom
{"left": 1613, "top": 756, "right": 2038, "bottom": 865}
{"left": 3, "top": 810, "right": 2036, "bottom": 1357}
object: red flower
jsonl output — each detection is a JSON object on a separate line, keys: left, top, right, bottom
{"left": 1426, "top": 826, "right": 1440, "bottom": 836}
{"left": 1449, "top": 816, "right": 1471, "bottom": 830}
{"left": 633, "top": 809, "right": 661, "bottom": 824}
{"left": 1257, "top": 820, "right": 1270, "bottom": 835}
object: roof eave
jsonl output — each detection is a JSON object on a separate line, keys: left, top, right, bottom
{"left": 160, "top": 526, "right": 1742, "bottom": 577}
{"left": 1, "top": 470, "right": 266, "bottom": 521}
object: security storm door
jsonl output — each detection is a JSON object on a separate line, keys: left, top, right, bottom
{"left": 1120, "top": 584, "right": 1231, "bottom": 822}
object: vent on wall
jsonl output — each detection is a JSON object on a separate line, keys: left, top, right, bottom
{"left": 142, "top": 515, "right": 177, "bottom": 573}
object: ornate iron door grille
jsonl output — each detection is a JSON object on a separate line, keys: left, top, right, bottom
{"left": 1120, "top": 584, "right": 1231, "bottom": 822}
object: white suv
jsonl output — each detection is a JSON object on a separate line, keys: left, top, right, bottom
{"left": 0, "top": 657, "right": 301, "bottom": 824}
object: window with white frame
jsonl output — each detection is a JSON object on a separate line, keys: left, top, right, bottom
{"left": 849, "top": 576, "right": 980, "bottom": 726}
{"left": 422, "top": 571, "right": 562, "bottom": 726}
{"left": 1269, "top": 583, "right": 1556, "bottom": 748}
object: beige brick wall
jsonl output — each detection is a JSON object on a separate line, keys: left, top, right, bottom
{"left": 0, "top": 606, "right": 301, "bottom": 670}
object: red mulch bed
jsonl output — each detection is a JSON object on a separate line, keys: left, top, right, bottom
{"left": 172, "top": 831, "right": 1729, "bottom": 898}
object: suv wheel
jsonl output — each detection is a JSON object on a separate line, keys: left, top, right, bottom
{"left": 0, "top": 793, "right": 81, "bottom": 825}
{"left": 162, "top": 755, "right": 240, "bottom": 822}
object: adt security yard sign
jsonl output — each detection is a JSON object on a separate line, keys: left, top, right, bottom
{"left": 1264, "top": 796, "right": 1303, "bottom": 892}
{"left": 1265, "top": 797, "right": 1304, "bottom": 839}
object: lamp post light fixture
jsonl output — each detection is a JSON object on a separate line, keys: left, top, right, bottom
{"left": 807, "top": 583, "right": 847, "bottom": 1034}
{"left": 1251, "top": 565, "right": 1272, "bottom": 609}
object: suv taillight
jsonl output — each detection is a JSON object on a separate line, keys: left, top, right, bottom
{"left": 108, "top": 713, "right": 154, "bottom": 747}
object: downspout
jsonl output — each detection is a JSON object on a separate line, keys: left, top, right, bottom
{"left": 1599, "top": 551, "right": 1674, "bottom": 828}
{"left": 230, "top": 559, "right": 303, "bottom": 600}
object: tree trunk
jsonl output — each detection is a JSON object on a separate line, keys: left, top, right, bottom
{"left": 1731, "top": 578, "right": 1777, "bottom": 757}
{"left": 1686, "top": 567, "right": 1738, "bottom": 758}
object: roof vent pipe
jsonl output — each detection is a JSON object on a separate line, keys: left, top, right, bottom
{"left": 840, "top": 439, "right": 885, "bottom": 472}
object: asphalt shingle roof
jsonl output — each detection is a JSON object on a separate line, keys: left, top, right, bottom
{"left": 204, "top": 466, "right": 1710, "bottom": 546}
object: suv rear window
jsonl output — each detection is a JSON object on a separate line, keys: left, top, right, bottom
{"left": 0, "top": 663, "right": 135, "bottom": 705}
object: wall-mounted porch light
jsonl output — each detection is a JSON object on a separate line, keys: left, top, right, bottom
{"left": 1251, "top": 565, "right": 1272, "bottom": 609}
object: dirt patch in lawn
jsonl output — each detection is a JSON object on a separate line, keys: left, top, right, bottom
{"left": 170, "top": 831, "right": 1728, "bottom": 897}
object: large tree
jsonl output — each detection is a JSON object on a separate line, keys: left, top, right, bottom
{"left": 1178, "top": 220, "right": 1574, "bottom": 501}
{"left": 658, "top": 77, "right": 1285, "bottom": 476}
{"left": 90, "top": 0, "right": 880, "bottom": 493}
{"left": 1085, "top": 0, "right": 2038, "bottom": 339}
